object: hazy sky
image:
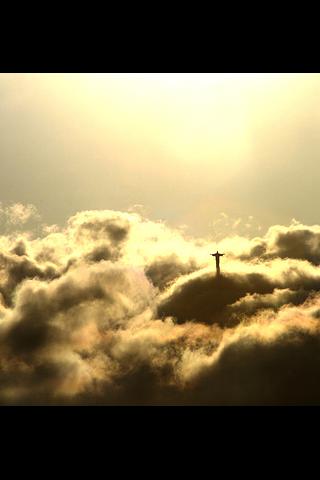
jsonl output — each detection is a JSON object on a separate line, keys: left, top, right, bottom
{"left": 1, "top": 73, "right": 319, "bottom": 236}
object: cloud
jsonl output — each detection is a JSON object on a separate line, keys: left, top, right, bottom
{"left": 0, "top": 203, "right": 40, "bottom": 226}
{"left": 0, "top": 248, "right": 59, "bottom": 308}
{"left": 145, "top": 254, "right": 198, "bottom": 290}
{"left": 237, "top": 221, "right": 320, "bottom": 264}
{"left": 1, "top": 209, "right": 320, "bottom": 404}
{"left": 181, "top": 306, "right": 320, "bottom": 405}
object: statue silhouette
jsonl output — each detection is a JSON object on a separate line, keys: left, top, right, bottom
{"left": 210, "top": 251, "right": 224, "bottom": 276}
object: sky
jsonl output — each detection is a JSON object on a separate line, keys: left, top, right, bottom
{"left": 2, "top": 73, "right": 320, "bottom": 405}
{"left": 1, "top": 73, "right": 320, "bottom": 237}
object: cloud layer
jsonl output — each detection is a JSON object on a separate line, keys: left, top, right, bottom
{"left": 1, "top": 206, "right": 320, "bottom": 404}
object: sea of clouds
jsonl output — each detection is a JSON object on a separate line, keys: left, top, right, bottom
{"left": 1, "top": 204, "right": 320, "bottom": 404}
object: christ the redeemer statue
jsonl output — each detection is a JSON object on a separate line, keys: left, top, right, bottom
{"left": 210, "top": 251, "right": 224, "bottom": 275}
